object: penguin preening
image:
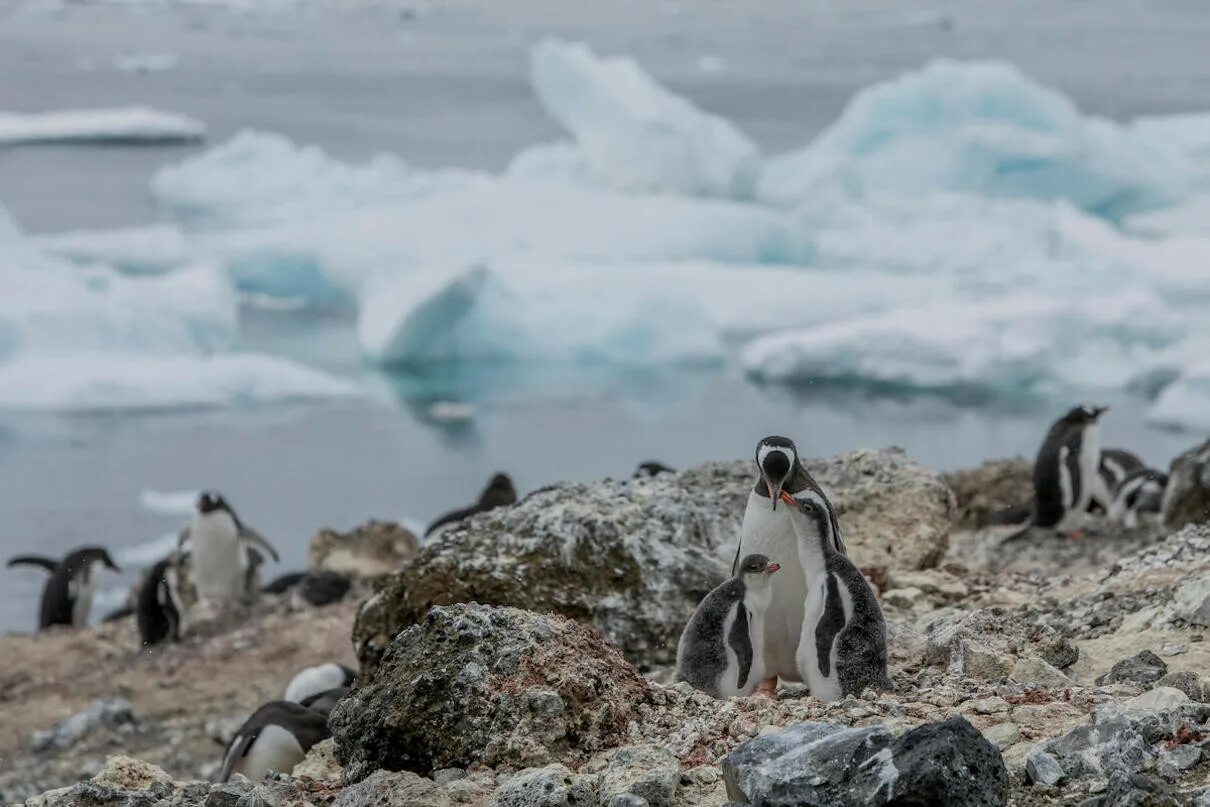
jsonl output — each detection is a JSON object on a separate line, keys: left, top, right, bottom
{"left": 6, "top": 546, "right": 120, "bottom": 630}
{"left": 424, "top": 473, "right": 517, "bottom": 538}
{"left": 137, "top": 555, "right": 187, "bottom": 647}
{"left": 283, "top": 662, "right": 356, "bottom": 704}
{"left": 178, "top": 492, "right": 278, "bottom": 604}
{"left": 676, "top": 554, "right": 780, "bottom": 699}
{"left": 218, "top": 701, "right": 330, "bottom": 783}
{"left": 780, "top": 490, "right": 891, "bottom": 702}
{"left": 1109, "top": 468, "right": 1169, "bottom": 528}
{"left": 726, "top": 436, "right": 846, "bottom": 695}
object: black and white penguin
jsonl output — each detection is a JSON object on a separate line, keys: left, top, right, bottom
{"left": 1109, "top": 468, "right": 1169, "bottom": 528}
{"left": 298, "top": 686, "right": 349, "bottom": 719}
{"left": 1092, "top": 448, "right": 1145, "bottom": 512}
{"left": 780, "top": 490, "right": 891, "bottom": 702}
{"left": 136, "top": 555, "right": 187, "bottom": 647}
{"left": 728, "top": 436, "right": 845, "bottom": 693}
{"left": 634, "top": 461, "right": 675, "bottom": 478}
{"left": 424, "top": 473, "right": 517, "bottom": 538}
{"left": 6, "top": 546, "right": 120, "bottom": 630}
{"left": 178, "top": 492, "right": 278, "bottom": 604}
{"left": 675, "top": 553, "right": 780, "bottom": 698}
{"left": 283, "top": 662, "right": 356, "bottom": 704}
{"left": 217, "top": 701, "right": 330, "bottom": 783}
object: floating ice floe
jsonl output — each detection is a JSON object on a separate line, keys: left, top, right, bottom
{"left": 0, "top": 106, "right": 205, "bottom": 146}
{"left": 35, "top": 225, "right": 190, "bottom": 275}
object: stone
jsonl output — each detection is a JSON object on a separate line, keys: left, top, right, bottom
{"left": 983, "top": 722, "right": 1021, "bottom": 749}
{"left": 1026, "top": 752, "right": 1065, "bottom": 786}
{"left": 883, "top": 587, "right": 923, "bottom": 609}
{"left": 599, "top": 745, "right": 679, "bottom": 807}
{"left": 1159, "top": 744, "right": 1202, "bottom": 773}
{"left": 292, "top": 738, "right": 341, "bottom": 781}
{"left": 1091, "top": 771, "right": 1182, "bottom": 807}
{"left": 1162, "top": 439, "right": 1210, "bottom": 532}
{"left": 943, "top": 457, "right": 1033, "bottom": 529}
{"left": 353, "top": 449, "right": 953, "bottom": 672}
{"left": 330, "top": 604, "right": 649, "bottom": 781}
{"left": 432, "top": 769, "right": 467, "bottom": 786}
{"left": 1097, "top": 688, "right": 1190, "bottom": 722}
{"left": 878, "top": 718, "right": 1009, "bottom": 807}
{"left": 1095, "top": 651, "right": 1168, "bottom": 688}
{"left": 490, "top": 765, "right": 598, "bottom": 807}
{"left": 1156, "top": 671, "right": 1204, "bottom": 702}
{"left": 309, "top": 519, "right": 419, "bottom": 578}
{"left": 1011, "top": 657, "right": 1072, "bottom": 689}
{"left": 1174, "top": 578, "right": 1210, "bottom": 627}
{"left": 606, "top": 797, "right": 649, "bottom": 807}
{"left": 924, "top": 608, "right": 1071, "bottom": 680}
{"left": 89, "top": 755, "right": 172, "bottom": 791}
{"left": 30, "top": 698, "right": 136, "bottom": 751}
{"left": 332, "top": 770, "right": 446, "bottom": 807}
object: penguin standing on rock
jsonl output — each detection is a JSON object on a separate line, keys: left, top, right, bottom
{"left": 6, "top": 546, "right": 120, "bottom": 630}
{"left": 178, "top": 492, "right": 278, "bottom": 604}
{"left": 780, "top": 490, "right": 890, "bottom": 702}
{"left": 424, "top": 473, "right": 517, "bottom": 538}
{"left": 136, "top": 555, "right": 188, "bottom": 647}
{"left": 676, "top": 553, "right": 780, "bottom": 698}
{"left": 729, "top": 436, "right": 845, "bottom": 695}
{"left": 218, "top": 701, "right": 330, "bottom": 783}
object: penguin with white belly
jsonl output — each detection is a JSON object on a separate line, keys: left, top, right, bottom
{"left": 218, "top": 701, "right": 330, "bottom": 783}
{"left": 676, "top": 553, "right": 780, "bottom": 698}
{"left": 178, "top": 492, "right": 279, "bottom": 605}
{"left": 6, "top": 546, "right": 120, "bottom": 631}
{"left": 728, "top": 436, "right": 845, "bottom": 695}
{"left": 779, "top": 490, "right": 891, "bottom": 702}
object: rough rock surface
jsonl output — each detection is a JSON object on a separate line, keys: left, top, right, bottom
{"left": 354, "top": 449, "right": 953, "bottom": 671}
{"left": 1163, "top": 439, "right": 1210, "bottom": 532}
{"left": 943, "top": 457, "right": 1033, "bottom": 529}
{"left": 331, "top": 604, "right": 650, "bottom": 781}
{"left": 1095, "top": 650, "right": 1168, "bottom": 687}
{"left": 309, "top": 520, "right": 420, "bottom": 578}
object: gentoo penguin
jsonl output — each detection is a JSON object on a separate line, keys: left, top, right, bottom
{"left": 136, "top": 555, "right": 187, "bottom": 647}
{"left": 283, "top": 662, "right": 356, "bottom": 703}
{"left": 780, "top": 490, "right": 891, "bottom": 702}
{"left": 1005, "top": 405, "right": 1108, "bottom": 541}
{"left": 1092, "top": 448, "right": 1145, "bottom": 512}
{"left": 634, "top": 461, "right": 675, "bottom": 478}
{"left": 178, "top": 492, "right": 278, "bottom": 604}
{"left": 424, "top": 473, "right": 517, "bottom": 538}
{"left": 675, "top": 553, "right": 780, "bottom": 698}
{"left": 1109, "top": 468, "right": 1169, "bottom": 528}
{"left": 218, "top": 701, "right": 330, "bottom": 783}
{"left": 6, "top": 546, "right": 120, "bottom": 630}
{"left": 729, "top": 436, "right": 845, "bottom": 692}
{"left": 298, "top": 686, "right": 349, "bottom": 719}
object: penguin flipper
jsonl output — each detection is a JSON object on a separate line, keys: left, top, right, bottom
{"left": 240, "top": 528, "right": 280, "bottom": 563}
{"left": 218, "top": 727, "right": 259, "bottom": 783}
{"left": 6, "top": 555, "right": 58, "bottom": 572}
{"left": 998, "top": 522, "right": 1035, "bottom": 544}
{"left": 177, "top": 526, "right": 191, "bottom": 550}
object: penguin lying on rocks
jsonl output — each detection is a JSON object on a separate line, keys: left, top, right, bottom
{"left": 1109, "top": 468, "right": 1169, "bottom": 528}
{"left": 676, "top": 553, "right": 780, "bottom": 698}
{"left": 6, "top": 546, "right": 120, "bottom": 630}
{"left": 218, "top": 701, "right": 330, "bottom": 783}
{"left": 1092, "top": 448, "right": 1145, "bottom": 513}
{"left": 284, "top": 662, "right": 355, "bottom": 704}
{"left": 424, "top": 473, "right": 517, "bottom": 538}
{"left": 634, "top": 461, "right": 675, "bottom": 478}
{"left": 780, "top": 489, "right": 890, "bottom": 702}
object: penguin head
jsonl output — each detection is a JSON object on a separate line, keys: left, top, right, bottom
{"left": 196, "top": 491, "right": 231, "bottom": 516}
{"left": 1065, "top": 404, "right": 1109, "bottom": 426}
{"left": 67, "top": 546, "right": 121, "bottom": 574}
{"left": 755, "top": 436, "right": 798, "bottom": 510}
{"left": 778, "top": 488, "right": 843, "bottom": 553}
{"left": 737, "top": 553, "right": 780, "bottom": 580}
{"left": 479, "top": 473, "right": 517, "bottom": 508}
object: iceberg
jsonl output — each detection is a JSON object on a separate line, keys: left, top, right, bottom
{"left": 0, "top": 107, "right": 205, "bottom": 147}
{"left": 757, "top": 60, "right": 1185, "bottom": 217}
{"left": 139, "top": 489, "right": 199, "bottom": 516}
{"left": 510, "top": 40, "right": 760, "bottom": 197}
{"left": 1149, "top": 362, "right": 1210, "bottom": 431}
{"left": 35, "top": 225, "right": 189, "bottom": 275}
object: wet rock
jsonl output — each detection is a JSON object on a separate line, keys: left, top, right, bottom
{"left": 309, "top": 520, "right": 419, "bottom": 579}
{"left": 1095, "top": 651, "right": 1168, "bottom": 688}
{"left": 491, "top": 765, "right": 598, "bottom": 807}
{"left": 31, "top": 697, "right": 136, "bottom": 751}
{"left": 1174, "top": 578, "right": 1210, "bottom": 627}
{"left": 353, "top": 449, "right": 953, "bottom": 671}
{"left": 331, "top": 604, "right": 649, "bottom": 781}
{"left": 1027, "top": 752, "right": 1065, "bottom": 786}
{"left": 943, "top": 457, "right": 1033, "bottom": 529}
{"left": 599, "top": 745, "right": 679, "bottom": 807}
{"left": 1162, "top": 439, "right": 1210, "bottom": 532}
{"left": 332, "top": 770, "right": 446, "bottom": 807}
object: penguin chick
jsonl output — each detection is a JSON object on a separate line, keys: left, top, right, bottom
{"left": 676, "top": 554, "right": 780, "bottom": 698}
{"left": 218, "top": 701, "right": 330, "bottom": 783}
{"left": 1091, "top": 448, "right": 1145, "bottom": 513}
{"left": 283, "top": 662, "right": 356, "bottom": 703}
{"left": 1109, "top": 468, "right": 1169, "bottom": 528}
{"left": 7, "top": 546, "right": 120, "bottom": 630}
{"left": 781, "top": 490, "right": 890, "bottom": 703}
{"left": 137, "top": 554, "right": 187, "bottom": 647}
{"left": 424, "top": 473, "right": 517, "bottom": 538}
{"left": 179, "top": 492, "right": 278, "bottom": 604}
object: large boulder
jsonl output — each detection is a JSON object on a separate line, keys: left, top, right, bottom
{"left": 1163, "top": 439, "right": 1210, "bottom": 532}
{"left": 943, "top": 457, "right": 1032, "bottom": 529}
{"left": 330, "top": 604, "right": 650, "bottom": 782}
{"left": 309, "top": 520, "right": 419, "bottom": 578}
{"left": 353, "top": 449, "right": 953, "bottom": 671}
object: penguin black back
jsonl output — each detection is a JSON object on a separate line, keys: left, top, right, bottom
{"left": 1033, "top": 405, "right": 1105, "bottom": 529}
{"left": 218, "top": 700, "right": 331, "bottom": 783}
{"left": 424, "top": 472, "right": 517, "bottom": 537}
{"left": 137, "top": 556, "right": 183, "bottom": 647}
{"left": 8, "top": 546, "right": 119, "bottom": 630}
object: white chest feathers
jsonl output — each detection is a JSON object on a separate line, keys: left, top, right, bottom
{"left": 797, "top": 568, "right": 852, "bottom": 703}
{"left": 235, "top": 725, "right": 305, "bottom": 781}
{"left": 69, "top": 560, "right": 105, "bottom": 627}
{"left": 190, "top": 511, "right": 248, "bottom": 602}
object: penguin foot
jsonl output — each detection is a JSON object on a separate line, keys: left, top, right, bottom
{"left": 752, "top": 677, "right": 778, "bottom": 699}
{"left": 1062, "top": 529, "right": 1086, "bottom": 540}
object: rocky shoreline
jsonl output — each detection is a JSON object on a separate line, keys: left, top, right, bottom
{"left": 5, "top": 445, "right": 1210, "bottom": 806}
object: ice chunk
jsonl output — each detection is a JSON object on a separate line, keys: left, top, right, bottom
{"left": 35, "top": 225, "right": 189, "bottom": 275}
{"left": 139, "top": 489, "right": 199, "bottom": 516}
{"left": 0, "top": 107, "right": 204, "bottom": 146}
{"left": 758, "top": 60, "right": 1185, "bottom": 217}
{"left": 1149, "top": 362, "right": 1210, "bottom": 431}
{"left": 510, "top": 40, "right": 759, "bottom": 197}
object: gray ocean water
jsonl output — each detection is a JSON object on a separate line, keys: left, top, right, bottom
{"left": 2, "top": 0, "right": 1209, "bottom": 632}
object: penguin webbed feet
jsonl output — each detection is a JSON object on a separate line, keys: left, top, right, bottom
{"left": 750, "top": 677, "right": 779, "bottom": 700}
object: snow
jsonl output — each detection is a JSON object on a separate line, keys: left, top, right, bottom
{"left": 509, "top": 40, "right": 759, "bottom": 197}
{"left": 35, "top": 225, "right": 189, "bottom": 275}
{"left": 139, "top": 489, "right": 199, "bottom": 516}
{"left": 0, "top": 106, "right": 204, "bottom": 146}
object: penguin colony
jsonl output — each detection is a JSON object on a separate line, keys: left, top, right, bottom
{"left": 2, "top": 410, "right": 1179, "bottom": 781}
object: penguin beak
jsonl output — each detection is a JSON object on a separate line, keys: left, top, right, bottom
{"left": 765, "top": 562, "right": 781, "bottom": 574}
{"left": 1094, "top": 405, "right": 1110, "bottom": 418}
{"left": 766, "top": 479, "right": 783, "bottom": 510}
{"left": 779, "top": 490, "right": 797, "bottom": 508}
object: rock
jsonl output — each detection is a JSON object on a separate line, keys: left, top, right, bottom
{"left": 1162, "top": 439, "right": 1210, "bottom": 532}
{"left": 293, "top": 738, "right": 341, "bottom": 780}
{"left": 332, "top": 770, "right": 447, "bottom": 807}
{"left": 883, "top": 587, "right": 923, "bottom": 609}
{"left": 330, "top": 604, "right": 649, "bottom": 781}
{"left": 943, "top": 457, "right": 1033, "bottom": 529}
{"left": 491, "top": 765, "right": 598, "bottom": 807}
{"left": 1174, "top": 578, "right": 1210, "bottom": 627}
{"left": 431, "top": 769, "right": 467, "bottom": 786}
{"left": 309, "top": 520, "right": 419, "bottom": 578}
{"left": 963, "top": 645, "right": 1015, "bottom": 680}
{"left": 606, "top": 796, "right": 649, "bottom": 807}
{"left": 1026, "top": 752, "right": 1065, "bottom": 786}
{"left": 1158, "top": 743, "right": 1202, "bottom": 773}
{"left": 353, "top": 450, "right": 953, "bottom": 671}
{"left": 1156, "top": 671, "right": 1204, "bottom": 702}
{"left": 1011, "top": 657, "right": 1072, "bottom": 689}
{"left": 90, "top": 755, "right": 172, "bottom": 790}
{"left": 1095, "top": 651, "right": 1168, "bottom": 688}
{"left": 599, "top": 745, "right": 679, "bottom": 807}
{"left": 1098, "top": 688, "right": 1190, "bottom": 722}
{"left": 882, "top": 718, "right": 1009, "bottom": 807}
{"left": 31, "top": 697, "right": 136, "bottom": 751}
{"left": 983, "top": 722, "right": 1021, "bottom": 749}
{"left": 925, "top": 608, "right": 1071, "bottom": 680}
{"left": 1090, "top": 771, "right": 1182, "bottom": 807}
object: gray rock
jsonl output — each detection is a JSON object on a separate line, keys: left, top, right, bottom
{"left": 874, "top": 718, "right": 1008, "bottom": 807}
{"left": 1011, "top": 657, "right": 1071, "bottom": 689}
{"left": 600, "top": 745, "right": 679, "bottom": 807}
{"left": 30, "top": 697, "right": 136, "bottom": 751}
{"left": 331, "top": 604, "right": 649, "bottom": 781}
{"left": 1095, "top": 651, "right": 1168, "bottom": 687}
{"left": 309, "top": 519, "right": 419, "bottom": 579}
{"left": 1162, "top": 439, "right": 1210, "bottom": 533}
{"left": 491, "top": 765, "right": 598, "bottom": 807}
{"left": 1083, "top": 771, "right": 1182, "bottom": 807}
{"left": 332, "top": 769, "right": 445, "bottom": 807}
{"left": 1158, "top": 743, "right": 1201, "bottom": 773}
{"left": 1026, "top": 752, "right": 1064, "bottom": 786}
{"left": 605, "top": 796, "right": 650, "bottom": 807}
{"left": 1174, "top": 578, "right": 1210, "bottom": 627}
{"left": 1156, "top": 671, "right": 1204, "bottom": 702}
{"left": 431, "top": 768, "right": 467, "bottom": 786}
{"left": 353, "top": 450, "right": 953, "bottom": 672}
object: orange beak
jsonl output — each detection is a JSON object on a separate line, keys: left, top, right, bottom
{"left": 766, "top": 562, "right": 781, "bottom": 574}
{"left": 779, "top": 490, "right": 797, "bottom": 507}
